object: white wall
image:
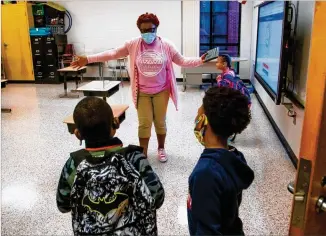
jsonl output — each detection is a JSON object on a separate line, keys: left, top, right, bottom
{"left": 250, "top": 1, "right": 315, "bottom": 157}
{"left": 60, "top": 1, "right": 182, "bottom": 78}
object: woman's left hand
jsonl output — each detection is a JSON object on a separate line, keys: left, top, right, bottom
{"left": 200, "top": 53, "right": 208, "bottom": 63}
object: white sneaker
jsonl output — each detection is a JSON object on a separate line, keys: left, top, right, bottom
{"left": 158, "top": 148, "right": 168, "bottom": 163}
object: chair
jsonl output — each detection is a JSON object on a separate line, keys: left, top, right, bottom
{"left": 106, "top": 60, "right": 118, "bottom": 81}
{"left": 106, "top": 57, "right": 129, "bottom": 88}
{"left": 116, "top": 57, "right": 130, "bottom": 82}
{"left": 59, "top": 44, "right": 75, "bottom": 68}
{"left": 107, "top": 58, "right": 129, "bottom": 81}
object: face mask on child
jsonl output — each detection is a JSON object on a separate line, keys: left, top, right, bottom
{"left": 141, "top": 33, "right": 156, "bottom": 44}
{"left": 194, "top": 114, "right": 208, "bottom": 146}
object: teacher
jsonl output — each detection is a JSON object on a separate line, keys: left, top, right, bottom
{"left": 72, "top": 12, "right": 206, "bottom": 162}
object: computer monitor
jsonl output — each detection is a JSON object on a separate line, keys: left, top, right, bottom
{"left": 254, "top": 1, "right": 290, "bottom": 104}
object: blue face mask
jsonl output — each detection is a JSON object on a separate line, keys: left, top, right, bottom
{"left": 141, "top": 33, "right": 156, "bottom": 44}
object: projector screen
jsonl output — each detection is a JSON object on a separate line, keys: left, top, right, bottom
{"left": 255, "top": 1, "right": 286, "bottom": 95}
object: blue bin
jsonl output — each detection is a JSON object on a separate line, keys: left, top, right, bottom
{"left": 29, "top": 27, "right": 51, "bottom": 36}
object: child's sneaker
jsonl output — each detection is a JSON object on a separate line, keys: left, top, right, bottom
{"left": 158, "top": 148, "right": 168, "bottom": 163}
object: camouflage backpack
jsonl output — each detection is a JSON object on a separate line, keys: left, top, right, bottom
{"left": 70, "top": 146, "right": 157, "bottom": 236}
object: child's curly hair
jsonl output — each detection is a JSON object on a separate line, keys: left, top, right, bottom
{"left": 203, "top": 86, "right": 251, "bottom": 138}
{"left": 137, "top": 12, "right": 160, "bottom": 29}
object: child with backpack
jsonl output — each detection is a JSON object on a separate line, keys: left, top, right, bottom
{"left": 215, "top": 54, "right": 252, "bottom": 106}
{"left": 188, "top": 87, "right": 254, "bottom": 235}
{"left": 56, "top": 97, "right": 164, "bottom": 236}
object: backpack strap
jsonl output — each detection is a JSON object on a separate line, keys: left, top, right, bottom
{"left": 70, "top": 145, "right": 144, "bottom": 166}
{"left": 70, "top": 149, "right": 115, "bottom": 166}
{"left": 116, "top": 145, "right": 143, "bottom": 156}
{"left": 70, "top": 149, "right": 91, "bottom": 167}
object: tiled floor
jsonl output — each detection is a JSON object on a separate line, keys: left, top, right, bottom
{"left": 1, "top": 82, "right": 296, "bottom": 235}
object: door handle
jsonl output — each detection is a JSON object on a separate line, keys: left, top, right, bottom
{"left": 4, "top": 43, "right": 8, "bottom": 48}
{"left": 316, "top": 176, "right": 326, "bottom": 213}
{"left": 288, "top": 181, "right": 295, "bottom": 194}
{"left": 316, "top": 196, "right": 326, "bottom": 213}
{"left": 289, "top": 181, "right": 326, "bottom": 213}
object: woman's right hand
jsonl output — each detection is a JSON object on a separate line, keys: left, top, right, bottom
{"left": 71, "top": 56, "right": 88, "bottom": 68}
{"left": 200, "top": 53, "right": 208, "bottom": 63}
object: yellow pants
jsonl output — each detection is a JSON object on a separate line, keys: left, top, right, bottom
{"left": 137, "top": 90, "right": 170, "bottom": 138}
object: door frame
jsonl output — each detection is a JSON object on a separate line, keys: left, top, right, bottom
{"left": 289, "top": 2, "right": 326, "bottom": 235}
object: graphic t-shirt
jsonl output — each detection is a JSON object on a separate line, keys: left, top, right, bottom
{"left": 136, "top": 38, "right": 168, "bottom": 94}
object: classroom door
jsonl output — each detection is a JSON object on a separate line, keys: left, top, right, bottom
{"left": 1, "top": 3, "right": 34, "bottom": 81}
{"left": 288, "top": 2, "right": 326, "bottom": 235}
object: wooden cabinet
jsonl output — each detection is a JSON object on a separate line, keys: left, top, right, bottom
{"left": 1, "top": 2, "right": 34, "bottom": 81}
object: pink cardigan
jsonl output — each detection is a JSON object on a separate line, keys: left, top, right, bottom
{"left": 87, "top": 37, "right": 203, "bottom": 110}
